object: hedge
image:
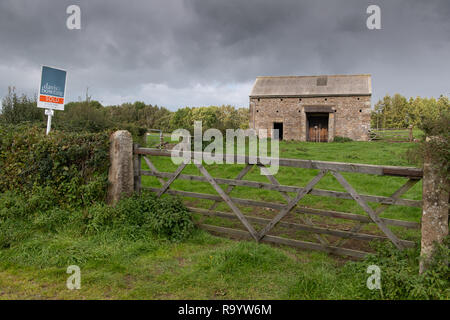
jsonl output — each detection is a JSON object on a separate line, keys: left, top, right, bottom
{"left": 0, "top": 124, "right": 111, "bottom": 207}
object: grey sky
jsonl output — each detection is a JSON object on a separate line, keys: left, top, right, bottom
{"left": 0, "top": 0, "right": 449, "bottom": 110}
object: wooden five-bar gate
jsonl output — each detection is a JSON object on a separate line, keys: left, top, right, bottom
{"left": 133, "top": 147, "right": 423, "bottom": 258}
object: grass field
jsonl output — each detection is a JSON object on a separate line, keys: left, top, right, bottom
{"left": 0, "top": 231, "right": 382, "bottom": 299}
{"left": 0, "top": 139, "right": 435, "bottom": 300}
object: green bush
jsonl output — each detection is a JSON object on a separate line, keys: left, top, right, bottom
{"left": 0, "top": 124, "right": 110, "bottom": 207}
{"left": 0, "top": 191, "right": 28, "bottom": 220}
{"left": 142, "top": 194, "right": 195, "bottom": 241}
{"left": 53, "top": 101, "right": 147, "bottom": 143}
{"left": 0, "top": 87, "right": 44, "bottom": 124}
{"left": 54, "top": 101, "right": 111, "bottom": 133}
{"left": 84, "top": 192, "right": 195, "bottom": 241}
{"left": 333, "top": 136, "right": 353, "bottom": 143}
{"left": 361, "top": 239, "right": 449, "bottom": 299}
{"left": 419, "top": 108, "right": 449, "bottom": 184}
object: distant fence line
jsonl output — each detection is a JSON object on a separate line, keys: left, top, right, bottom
{"left": 369, "top": 126, "right": 415, "bottom": 142}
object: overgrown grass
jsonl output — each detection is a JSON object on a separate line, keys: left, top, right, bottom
{"left": 1, "top": 217, "right": 447, "bottom": 299}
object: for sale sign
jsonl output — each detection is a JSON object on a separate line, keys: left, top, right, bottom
{"left": 37, "top": 66, "right": 67, "bottom": 111}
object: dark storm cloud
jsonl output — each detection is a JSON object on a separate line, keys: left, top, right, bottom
{"left": 0, "top": 0, "right": 449, "bottom": 109}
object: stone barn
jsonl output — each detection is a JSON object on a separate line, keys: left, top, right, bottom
{"left": 249, "top": 74, "right": 372, "bottom": 142}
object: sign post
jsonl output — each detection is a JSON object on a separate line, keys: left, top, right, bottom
{"left": 44, "top": 109, "right": 54, "bottom": 135}
{"left": 37, "top": 66, "right": 67, "bottom": 135}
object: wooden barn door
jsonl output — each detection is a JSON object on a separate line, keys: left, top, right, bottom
{"left": 307, "top": 114, "right": 329, "bottom": 142}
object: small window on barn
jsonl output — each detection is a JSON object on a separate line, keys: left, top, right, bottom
{"left": 299, "top": 98, "right": 302, "bottom": 102}
{"left": 324, "top": 98, "right": 328, "bottom": 101}
{"left": 357, "top": 97, "right": 360, "bottom": 100}
{"left": 316, "top": 77, "right": 328, "bottom": 86}
{"left": 276, "top": 110, "right": 279, "bottom": 113}
{"left": 280, "top": 98, "right": 283, "bottom": 101}
{"left": 258, "top": 98, "right": 260, "bottom": 102}
{"left": 359, "top": 109, "right": 362, "bottom": 112}
{"left": 256, "top": 110, "right": 259, "bottom": 112}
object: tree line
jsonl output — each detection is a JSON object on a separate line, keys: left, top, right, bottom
{"left": 1, "top": 87, "right": 448, "bottom": 134}
{"left": 371, "top": 94, "right": 449, "bottom": 129}
{"left": 0, "top": 87, "right": 249, "bottom": 137}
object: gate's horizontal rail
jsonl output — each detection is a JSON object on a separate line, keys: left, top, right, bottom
{"left": 143, "top": 187, "right": 420, "bottom": 229}
{"left": 142, "top": 170, "right": 421, "bottom": 208}
{"left": 135, "top": 148, "right": 423, "bottom": 178}
{"left": 198, "top": 224, "right": 369, "bottom": 259}
{"left": 189, "top": 207, "right": 416, "bottom": 247}
{"left": 296, "top": 207, "right": 419, "bottom": 229}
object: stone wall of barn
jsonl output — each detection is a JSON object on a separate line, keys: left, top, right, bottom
{"left": 249, "top": 96, "right": 371, "bottom": 141}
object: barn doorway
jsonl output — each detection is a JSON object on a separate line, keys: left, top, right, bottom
{"left": 273, "top": 122, "right": 283, "bottom": 140}
{"left": 307, "top": 113, "right": 329, "bottom": 142}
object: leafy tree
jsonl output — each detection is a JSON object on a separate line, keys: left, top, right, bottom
{"left": 54, "top": 100, "right": 111, "bottom": 132}
{"left": 371, "top": 94, "right": 449, "bottom": 129}
{"left": 169, "top": 105, "right": 249, "bottom": 133}
{"left": 0, "top": 87, "right": 43, "bottom": 124}
{"left": 170, "top": 107, "right": 193, "bottom": 132}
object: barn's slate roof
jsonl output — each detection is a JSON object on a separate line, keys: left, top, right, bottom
{"left": 250, "top": 74, "right": 372, "bottom": 98}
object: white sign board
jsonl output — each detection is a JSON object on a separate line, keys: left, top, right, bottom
{"left": 37, "top": 66, "right": 67, "bottom": 111}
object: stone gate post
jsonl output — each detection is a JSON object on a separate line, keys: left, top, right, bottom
{"left": 107, "top": 130, "right": 134, "bottom": 205}
{"left": 420, "top": 146, "right": 449, "bottom": 273}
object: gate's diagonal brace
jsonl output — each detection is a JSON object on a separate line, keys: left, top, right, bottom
{"left": 372, "top": 179, "right": 419, "bottom": 215}
{"left": 143, "top": 156, "right": 166, "bottom": 186}
{"left": 257, "top": 170, "right": 328, "bottom": 241}
{"left": 157, "top": 162, "right": 187, "bottom": 197}
{"left": 195, "top": 162, "right": 259, "bottom": 241}
{"left": 209, "top": 164, "right": 254, "bottom": 211}
{"left": 258, "top": 164, "right": 291, "bottom": 204}
{"left": 258, "top": 164, "right": 329, "bottom": 246}
{"left": 334, "top": 178, "right": 419, "bottom": 247}
{"left": 331, "top": 171, "right": 405, "bottom": 250}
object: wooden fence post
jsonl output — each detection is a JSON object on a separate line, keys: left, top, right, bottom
{"left": 107, "top": 130, "right": 134, "bottom": 205}
{"left": 133, "top": 143, "right": 141, "bottom": 194}
{"left": 409, "top": 125, "right": 414, "bottom": 142}
{"left": 420, "top": 143, "right": 449, "bottom": 273}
